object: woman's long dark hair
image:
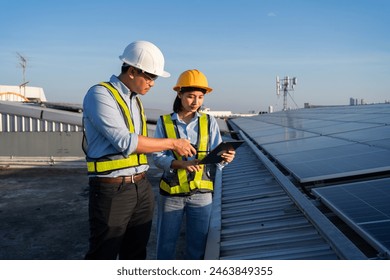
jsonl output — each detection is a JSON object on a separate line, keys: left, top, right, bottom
{"left": 173, "top": 87, "right": 207, "bottom": 113}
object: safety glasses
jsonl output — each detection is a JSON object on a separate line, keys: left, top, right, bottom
{"left": 137, "top": 69, "right": 158, "bottom": 82}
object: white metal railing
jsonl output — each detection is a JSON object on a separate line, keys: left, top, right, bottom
{"left": 0, "top": 113, "right": 82, "bottom": 132}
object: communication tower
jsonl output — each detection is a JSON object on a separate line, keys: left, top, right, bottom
{"left": 276, "top": 76, "right": 298, "bottom": 111}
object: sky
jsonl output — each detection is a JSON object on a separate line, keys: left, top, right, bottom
{"left": 1, "top": 0, "right": 389, "bottom": 113}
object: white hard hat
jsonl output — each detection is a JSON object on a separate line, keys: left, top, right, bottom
{"left": 119, "top": 41, "right": 170, "bottom": 78}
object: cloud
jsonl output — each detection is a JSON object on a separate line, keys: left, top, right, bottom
{"left": 267, "top": 12, "right": 276, "bottom": 17}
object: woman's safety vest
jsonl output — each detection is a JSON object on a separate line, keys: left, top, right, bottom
{"left": 159, "top": 113, "right": 214, "bottom": 195}
{"left": 85, "top": 82, "right": 148, "bottom": 175}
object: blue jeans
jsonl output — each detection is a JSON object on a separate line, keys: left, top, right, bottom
{"left": 156, "top": 192, "right": 212, "bottom": 260}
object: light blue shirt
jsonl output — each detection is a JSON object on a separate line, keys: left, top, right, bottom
{"left": 152, "top": 112, "right": 223, "bottom": 174}
{"left": 83, "top": 75, "right": 148, "bottom": 177}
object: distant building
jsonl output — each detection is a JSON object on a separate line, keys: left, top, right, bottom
{"left": 200, "top": 107, "right": 262, "bottom": 118}
{"left": 350, "top": 97, "right": 368, "bottom": 106}
{"left": 200, "top": 107, "right": 232, "bottom": 118}
{"left": 0, "top": 85, "right": 47, "bottom": 102}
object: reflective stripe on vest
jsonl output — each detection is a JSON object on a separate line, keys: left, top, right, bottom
{"left": 159, "top": 113, "right": 213, "bottom": 195}
{"left": 86, "top": 82, "right": 148, "bottom": 174}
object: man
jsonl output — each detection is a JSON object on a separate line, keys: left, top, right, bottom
{"left": 82, "top": 40, "right": 196, "bottom": 260}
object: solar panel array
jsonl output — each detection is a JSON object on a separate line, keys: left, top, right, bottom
{"left": 232, "top": 104, "right": 390, "bottom": 183}
{"left": 229, "top": 104, "right": 390, "bottom": 259}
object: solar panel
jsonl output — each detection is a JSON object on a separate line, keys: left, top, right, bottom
{"left": 251, "top": 129, "right": 317, "bottom": 145}
{"left": 231, "top": 104, "right": 390, "bottom": 184}
{"left": 313, "top": 178, "right": 390, "bottom": 258}
{"left": 229, "top": 104, "right": 390, "bottom": 259}
{"left": 308, "top": 122, "right": 380, "bottom": 135}
{"left": 262, "top": 136, "right": 348, "bottom": 156}
{"left": 331, "top": 126, "right": 390, "bottom": 147}
{"left": 363, "top": 114, "right": 390, "bottom": 125}
{"left": 274, "top": 144, "right": 390, "bottom": 183}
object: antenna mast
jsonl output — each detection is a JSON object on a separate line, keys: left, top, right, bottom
{"left": 17, "top": 53, "right": 30, "bottom": 98}
{"left": 17, "top": 52, "right": 28, "bottom": 84}
{"left": 276, "top": 76, "right": 297, "bottom": 111}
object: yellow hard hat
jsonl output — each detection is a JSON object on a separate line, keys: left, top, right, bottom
{"left": 173, "top": 69, "right": 213, "bottom": 93}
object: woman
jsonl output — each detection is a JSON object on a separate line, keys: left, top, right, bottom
{"left": 153, "top": 69, "right": 235, "bottom": 259}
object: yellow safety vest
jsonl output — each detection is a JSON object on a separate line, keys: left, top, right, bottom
{"left": 86, "top": 82, "right": 148, "bottom": 174}
{"left": 159, "top": 113, "right": 214, "bottom": 195}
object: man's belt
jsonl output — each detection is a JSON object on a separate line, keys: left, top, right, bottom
{"left": 89, "top": 172, "right": 146, "bottom": 184}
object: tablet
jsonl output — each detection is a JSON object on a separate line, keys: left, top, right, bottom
{"left": 199, "top": 140, "right": 244, "bottom": 164}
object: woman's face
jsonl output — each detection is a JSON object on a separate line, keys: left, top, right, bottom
{"left": 178, "top": 90, "right": 205, "bottom": 113}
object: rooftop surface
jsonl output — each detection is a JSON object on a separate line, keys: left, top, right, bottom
{"left": 0, "top": 159, "right": 185, "bottom": 260}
